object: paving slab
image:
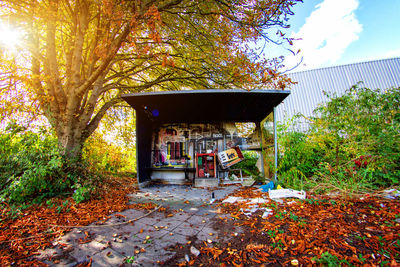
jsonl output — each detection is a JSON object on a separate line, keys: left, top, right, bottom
{"left": 186, "top": 214, "right": 208, "bottom": 225}
{"left": 90, "top": 248, "right": 125, "bottom": 267}
{"left": 135, "top": 228, "right": 169, "bottom": 241}
{"left": 34, "top": 184, "right": 242, "bottom": 266}
{"left": 57, "top": 229, "right": 86, "bottom": 244}
{"left": 117, "top": 208, "right": 147, "bottom": 219}
{"left": 155, "top": 232, "right": 190, "bottom": 249}
{"left": 171, "top": 223, "right": 200, "bottom": 237}
{"left": 110, "top": 238, "right": 149, "bottom": 256}
{"left": 135, "top": 212, "right": 166, "bottom": 226}
{"left": 69, "top": 240, "right": 107, "bottom": 262}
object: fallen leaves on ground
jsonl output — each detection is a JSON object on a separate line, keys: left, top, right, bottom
{"left": 171, "top": 187, "right": 400, "bottom": 266}
{"left": 0, "top": 175, "right": 138, "bottom": 266}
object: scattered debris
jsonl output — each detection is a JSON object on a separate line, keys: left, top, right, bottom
{"left": 291, "top": 259, "right": 299, "bottom": 266}
{"left": 269, "top": 188, "right": 306, "bottom": 199}
{"left": 249, "top": 197, "right": 269, "bottom": 204}
{"left": 190, "top": 246, "right": 201, "bottom": 257}
{"left": 259, "top": 181, "right": 275, "bottom": 192}
{"left": 184, "top": 254, "right": 190, "bottom": 262}
{"left": 222, "top": 196, "right": 244, "bottom": 203}
{"left": 382, "top": 188, "right": 400, "bottom": 200}
{"left": 261, "top": 209, "right": 273, "bottom": 218}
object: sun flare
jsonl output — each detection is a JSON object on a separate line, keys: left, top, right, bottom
{"left": 0, "top": 23, "right": 21, "bottom": 50}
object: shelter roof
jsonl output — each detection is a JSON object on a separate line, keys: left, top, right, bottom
{"left": 122, "top": 89, "right": 290, "bottom": 123}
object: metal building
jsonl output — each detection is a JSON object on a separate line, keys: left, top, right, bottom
{"left": 276, "top": 57, "right": 400, "bottom": 131}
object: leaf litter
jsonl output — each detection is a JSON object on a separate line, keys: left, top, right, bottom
{"left": 0, "top": 175, "right": 142, "bottom": 266}
{"left": 164, "top": 186, "right": 400, "bottom": 266}
{"left": 1, "top": 177, "right": 399, "bottom": 266}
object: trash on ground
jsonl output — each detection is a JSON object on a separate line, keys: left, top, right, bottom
{"left": 185, "top": 254, "right": 190, "bottom": 262}
{"left": 269, "top": 188, "right": 306, "bottom": 200}
{"left": 222, "top": 196, "right": 244, "bottom": 203}
{"left": 259, "top": 181, "right": 275, "bottom": 192}
{"left": 240, "top": 205, "right": 260, "bottom": 217}
{"left": 262, "top": 209, "right": 273, "bottom": 218}
{"left": 190, "top": 246, "right": 200, "bottom": 257}
{"left": 382, "top": 188, "right": 400, "bottom": 199}
{"left": 249, "top": 197, "right": 269, "bottom": 204}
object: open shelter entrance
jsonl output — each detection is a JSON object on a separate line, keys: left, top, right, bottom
{"left": 122, "top": 89, "right": 290, "bottom": 186}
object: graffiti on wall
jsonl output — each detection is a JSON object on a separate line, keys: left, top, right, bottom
{"left": 152, "top": 123, "right": 248, "bottom": 168}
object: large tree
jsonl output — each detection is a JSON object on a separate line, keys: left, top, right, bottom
{"left": 0, "top": 0, "right": 300, "bottom": 159}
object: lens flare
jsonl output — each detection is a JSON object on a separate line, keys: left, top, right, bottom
{"left": 0, "top": 23, "right": 21, "bottom": 50}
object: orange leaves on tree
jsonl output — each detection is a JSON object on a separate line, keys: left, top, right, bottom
{"left": 161, "top": 54, "right": 175, "bottom": 68}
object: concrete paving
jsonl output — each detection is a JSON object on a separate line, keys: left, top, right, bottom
{"left": 35, "top": 184, "right": 240, "bottom": 266}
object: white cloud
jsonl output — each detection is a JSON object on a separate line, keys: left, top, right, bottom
{"left": 287, "top": 0, "right": 362, "bottom": 70}
{"left": 384, "top": 49, "right": 400, "bottom": 59}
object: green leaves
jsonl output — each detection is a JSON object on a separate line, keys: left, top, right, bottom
{"left": 278, "top": 85, "right": 400, "bottom": 193}
{"left": 0, "top": 123, "right": 82, "bottom": 204}
{"left": 72, "top": 184, "right": 92, "bottom": 204}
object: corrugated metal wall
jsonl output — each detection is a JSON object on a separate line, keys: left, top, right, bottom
{"left": 276, "top": 57, "right": 400, "bottom": 131}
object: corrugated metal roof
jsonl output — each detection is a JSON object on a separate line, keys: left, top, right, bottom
{"left": 276, "top": 57, "right": 400, "bottom": 131}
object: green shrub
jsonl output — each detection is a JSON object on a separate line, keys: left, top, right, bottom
{"left": 0, "top": 123, "right": 70, "bottom": 204}
{"left": 278, "top": 85, "right": 400, "bottom": 192}
{"left": 234, "top": 151, "right": 260, "bottom": 177}
{"left": 72, "top": 184, "right": 92, "bottom": 204}
{"left": 0, "top": 122, "right": 128, "bottom": 206}
{"left": 83, "top": 132, "right": 135, "bottom": 173}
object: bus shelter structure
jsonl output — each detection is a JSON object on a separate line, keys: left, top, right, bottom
{"left": 122, "top": 89, "right": 290, "bottom": 186}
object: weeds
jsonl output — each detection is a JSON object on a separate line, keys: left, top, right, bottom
{"left": 278, "top": 86, "right": 400, "bottom": 194}
{"left": 313, "top": 251, "right": 349, "bottom": 266}
{"left": 56, "top": 200, "right": 70, "bottom": 214}
{"left": 125, "top": 256, "right": 135, "bottom": 264}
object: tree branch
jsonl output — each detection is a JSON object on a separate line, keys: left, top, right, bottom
{"left": 83, "top": 97, "right": 121, "bottom": 139}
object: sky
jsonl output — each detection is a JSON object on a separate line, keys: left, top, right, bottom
{"left": 269, "top": 0, "right": 400, "bottom": 72}
{"left": 1, "top": 1, "right": 399, "bottom": 74}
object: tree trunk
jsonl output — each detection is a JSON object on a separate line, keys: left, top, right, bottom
{"left": 56, "top": 119, "right": 87, "bottom": 161}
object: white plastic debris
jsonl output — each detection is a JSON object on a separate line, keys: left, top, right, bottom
{"left": 185, "top": 254, "right": 190, "bottom": 262}
{"left": 190, "top": 246, "right": 201, "bottom": 257}
{"left": 240, "top": 205, "right": 259, "bottom": 217}
{"left": 269, "top": 189, "right": 306, "bottom": 200}
{"left": 222, "top": 196, "right": 244, "bottom": 203}
{"left": 249, "top": 197, "right": 269, "bottom": 204}
{"left": 262, "top": 209, "right": 273, "bottom": 218}
{"left": 383, "top": 189, "right": 400, "bottom": 200}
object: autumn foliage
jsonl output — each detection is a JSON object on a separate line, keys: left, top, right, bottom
{"left": 0, "top": 0, "right": 300, "bottom": 160}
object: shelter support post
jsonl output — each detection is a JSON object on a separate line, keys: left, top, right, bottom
{"left": 256, "top": 121, "right": 265, "bottom": 178}
{"left": 274, "top": 107, "right": 278, "bottom": 182}
{"left": 136, "top": 111, "right": 153, "bottom": 185}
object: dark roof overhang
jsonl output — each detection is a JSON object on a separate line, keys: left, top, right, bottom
{"left": 122, "top": 89, "right": 290, "bottom": 123}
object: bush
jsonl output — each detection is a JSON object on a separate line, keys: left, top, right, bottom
{"left": 278, "top": 85, "right": 400, "bottom": 193}
{"left": 0, "top": 122, "right": 137, "bottom": 205}
{"left": 234, "top": 151, "right": 260, "bottom": 177}
{"left": 72, "top": 184, "right": 92, "bottom": 203}
{"left": 0, "top": 123, "right": 69, "bottom": 204}
{"left": 83, "top": 132, "right": 135, "bottom": 173}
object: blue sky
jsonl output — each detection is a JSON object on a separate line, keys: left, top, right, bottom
{"left": 270, "top": 0, "right": 400, "bottom": 72}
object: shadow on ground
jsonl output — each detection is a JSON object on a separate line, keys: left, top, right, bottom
{"left": 35, "top": 184, "right": 241, "bottom": 266}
